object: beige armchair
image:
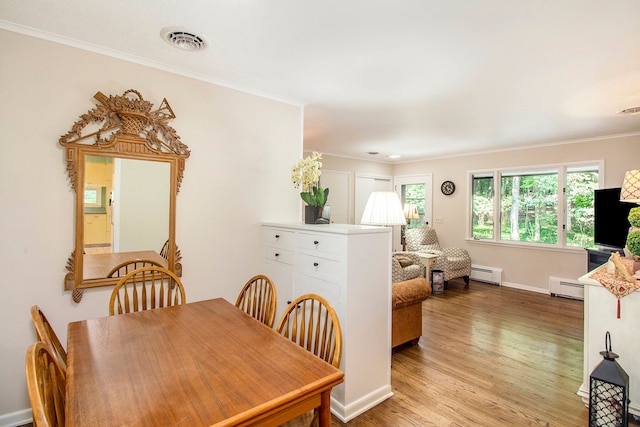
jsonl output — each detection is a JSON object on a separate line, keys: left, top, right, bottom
{"left": 405, "top": 227, "right": 471, "bottom": 285}
{"left": 392, "top": 252, "right": 425, "bottom": 283}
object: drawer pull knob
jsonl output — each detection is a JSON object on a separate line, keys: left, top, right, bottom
{"left": 314, "top": 240, "right": 319, "bottom": 245}
{"left": 275, "top": 234, "right": 280, "bottom": 239}
{"left": 313, "top": 262, "right": 319, "bottom": 267}
{"left": 275, "top": 253, "right": 280, "bottom": 257}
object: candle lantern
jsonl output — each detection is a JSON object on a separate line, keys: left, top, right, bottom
{"left": 589, "top": 331, "right": 630, "bottom": 427}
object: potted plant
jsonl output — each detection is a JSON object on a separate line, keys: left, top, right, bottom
{"left": 291, "top": 152, "right": 329, "bottom": 224}
{"left": 625, "top": 207, "right": 640, "bottom": 272}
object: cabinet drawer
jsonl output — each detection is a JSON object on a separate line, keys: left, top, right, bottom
{"left": 297, "top": 273, "right": 341, "bottom": 312}
{"left": 297, "top": 253, "right": 343, "bottom": 280}
{"left": 298, "top": 232, "right": 345, "bottom": 256}
{"left": 262, "top": 228, "right": 296, "bottom": 249}
{"left": 264, "top": 247, "right": 295, "bottom": 266}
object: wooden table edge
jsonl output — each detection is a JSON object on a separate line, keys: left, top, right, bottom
{"left": 211, "top": 372, "right": 344, "bottom": 427}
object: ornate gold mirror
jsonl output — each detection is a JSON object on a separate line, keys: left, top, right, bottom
{"left": 60, "top": 90, "right": 190, "bottom": 302}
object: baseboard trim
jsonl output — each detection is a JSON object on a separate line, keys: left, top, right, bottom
{"left": 501, "top": 281, "right": 549, "bottom": 294}
{"left": 331, "top": 385, "right": 393, "bottom": 422}
{"left": 0, "top": 408, "right": 31, "bottom": 427}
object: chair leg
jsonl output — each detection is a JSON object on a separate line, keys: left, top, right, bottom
{"left": 463, "top": 276, "right": 470, "bottom": 286}
{"left": 310, "top": 408, "right": 319, "bottom": 427}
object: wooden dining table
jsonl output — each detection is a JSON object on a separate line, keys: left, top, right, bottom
{"left": 66, "top": 298, "right": 344, "bottom": 426}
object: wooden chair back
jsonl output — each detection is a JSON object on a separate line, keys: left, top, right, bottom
{"left": 30, "top": 306, "right": 67, "bottom": 368}
{"left": 25, "top": 341, "right": 66, "bottom": 427}
{"left": 109, "top": 266, "right": 186, "bottom": 315}
{"left": 235, "top": 275, "right": 278, "bottom": 328}
{"left": 160, "top": 239, "right": 170, "bottom": 260}
{"left": 107, "top": 259, "right": 164, "bottom": 278}
{"left": 276, "top": 294, "right": 342, "bottom": 369}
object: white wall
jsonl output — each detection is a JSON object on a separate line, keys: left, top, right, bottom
{"left": 116, "top": 158, "right": 170, "bottom": 252}
{"left": 0, "top": 30, "right": 302, "bottom": 423}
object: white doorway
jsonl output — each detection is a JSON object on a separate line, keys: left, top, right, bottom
{"left": 355, "top": 173, "right": 393, "bottom": 224}
{"left": 394, "top": 174, "right": 433, "bottom": 251}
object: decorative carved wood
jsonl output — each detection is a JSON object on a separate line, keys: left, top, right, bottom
{"left": 59, "top": 89, "right": 190, "bottom": 191}
{"left": 60, "top": 90, "right": 189, "bottom": 301}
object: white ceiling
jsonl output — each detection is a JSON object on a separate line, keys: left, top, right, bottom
{"left": 2, "top": 1, "right": 640, "bottom": 162}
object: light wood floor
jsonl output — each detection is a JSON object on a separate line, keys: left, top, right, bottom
{"left": 289, "top": 279, "right": 639, "bottom": 427}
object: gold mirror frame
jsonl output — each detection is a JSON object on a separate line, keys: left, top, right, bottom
{"left": 60, "top": 90, "right": 190, "bottom": 302}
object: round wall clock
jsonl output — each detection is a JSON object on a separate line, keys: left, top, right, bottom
{"left": 441, "top": 180, "right": 455, "bottom": 195}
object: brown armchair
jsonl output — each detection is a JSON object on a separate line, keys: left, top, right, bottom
{"left": 405, "top": 227, "right": 471, "bottom": 285}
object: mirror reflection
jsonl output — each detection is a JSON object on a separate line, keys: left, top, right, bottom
{"left": 83, "top": 156, "right": 170, "bottom": 255}
{"left": 82, "top": 156, "right": 171, "bottom": 281}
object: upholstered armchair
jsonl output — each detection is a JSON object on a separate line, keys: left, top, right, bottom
{"left": 392, "top": 252, "right": 425, "bottom": 283}
{"left": 405, "top": 227, "right": 471, "bottom": 285}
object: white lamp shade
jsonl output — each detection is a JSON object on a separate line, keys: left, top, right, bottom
{"left": 361, "top": 191, "right": 407, "bottom": 226}
{"left": 621, "top": 169, "right": 640, "bottom": 203}
{"left": 403, "top": 202, "right": 420, "bottom": 220}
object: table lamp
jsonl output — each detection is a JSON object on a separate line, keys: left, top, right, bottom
{"left": 620, "top": 169, "right": 640, "bottom": 203}
{"left": 403, "top": 202, "right": 420, "bottom": 225}
{"left": 402, "top": 202, "right": 420, "bottom": 250}
{"left": 620, "top": 169, "right": 640, "bottom": 272}
{"left": 360, "top": 191, "right": 407, "bottom": 226}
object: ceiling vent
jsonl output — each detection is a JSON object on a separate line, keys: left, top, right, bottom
{"left": 161, "top": 27, "right": 207, "bottom": 52}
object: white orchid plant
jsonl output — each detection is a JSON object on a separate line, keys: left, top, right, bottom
{"left": 291, "top": 151, "right": 329, "bottom": 207}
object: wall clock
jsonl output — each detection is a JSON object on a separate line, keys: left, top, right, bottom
{"left": 441, "top": 180, "right": 455, "bottom": 196}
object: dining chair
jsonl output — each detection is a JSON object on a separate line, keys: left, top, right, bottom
{"left": 25, "top": 341, "right": 66, "bottom": 427}
{"left": 107, "top": 259, "right": 165, "bottom": 278}
{"left": 160, "top": 239, "right": 169, "bottom": 260}
{"left": 109, "top": 266, "right": 186, "bottom": 315}
{"left": 30, "top": 306, "right": 66, "bottom": 368}
{"left": 276, "top": 293, "right": 342, "bottom": 368}
{"left": 277, "top": 294, "right": 342, "bottom": 427}
{"left": 235, "top": 274, "right": 278, "bottom": 328}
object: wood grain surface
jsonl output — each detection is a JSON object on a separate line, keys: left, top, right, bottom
{"left": 66, "top": 298, "right": 343, "bottom": 426}
{"left": 287, "top": 279, "right": 636, "bottom": 426}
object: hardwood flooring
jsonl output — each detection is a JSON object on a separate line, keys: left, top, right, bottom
{"left": 289, "top": 279, "right": 639, "bottom": 427}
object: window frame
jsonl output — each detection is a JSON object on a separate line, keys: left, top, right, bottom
{"left": 467, "top": 160, "right": 603, "bottom": 251}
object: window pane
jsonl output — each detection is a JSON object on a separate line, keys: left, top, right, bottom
{"left": 472, "top": 175, "right": 494, "bottom": 239}
{"left": 566, "top": 169, "right": 598, "bottom": 248}
{"left": 401, "top": 183, "right": 425, "bottom": 229}
{"left": 500, "top": 172, "right": 558, "bottom": 244}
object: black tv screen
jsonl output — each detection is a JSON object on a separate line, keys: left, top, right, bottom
{"left": 594, "top": 187, "right": 633, "bottom": 249}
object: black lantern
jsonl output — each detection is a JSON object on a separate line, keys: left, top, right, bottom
{"left": 589, "top": 331, "right": 630, "bottom": 427}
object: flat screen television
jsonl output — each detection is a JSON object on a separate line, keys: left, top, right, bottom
{"left": 593, "top": 187, "right": 633, "bottom": 250}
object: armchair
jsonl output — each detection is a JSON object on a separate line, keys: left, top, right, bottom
{"left": 405, "top": 227, "right": 471, "bottom": 285}
{"left": 392, "top": 252, "right": 425, "bottom": 283}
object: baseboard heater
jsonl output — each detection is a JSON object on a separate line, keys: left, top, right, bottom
{"left": 470, "top": 265, "right": 502, "bottom": 285}
{"left": 549, "top": 276, "right": 584, "bottom": 300}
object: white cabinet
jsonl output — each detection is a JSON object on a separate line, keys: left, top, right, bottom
{"left": 578, "top": 268, "right": 640, "bottom": 417}
{"left": 262, "top": 222, "right": 393, "bottom": 422}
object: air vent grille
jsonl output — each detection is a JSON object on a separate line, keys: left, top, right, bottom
{"left": 161, "top": 27, "right": 207, "bottom": 52}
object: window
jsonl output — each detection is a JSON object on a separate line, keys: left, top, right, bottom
{"left": 401, "top": 183, "right": 426, "bottom": 229}
{"left": 471, "top": 174, "right": 494, "bottom": 239}
{"left": 470, "top": 163, "right": 600, "bottom": 249}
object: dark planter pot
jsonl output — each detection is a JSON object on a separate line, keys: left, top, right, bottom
{"left": 304, "top": 205, "right": 329, "bottom": 224}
